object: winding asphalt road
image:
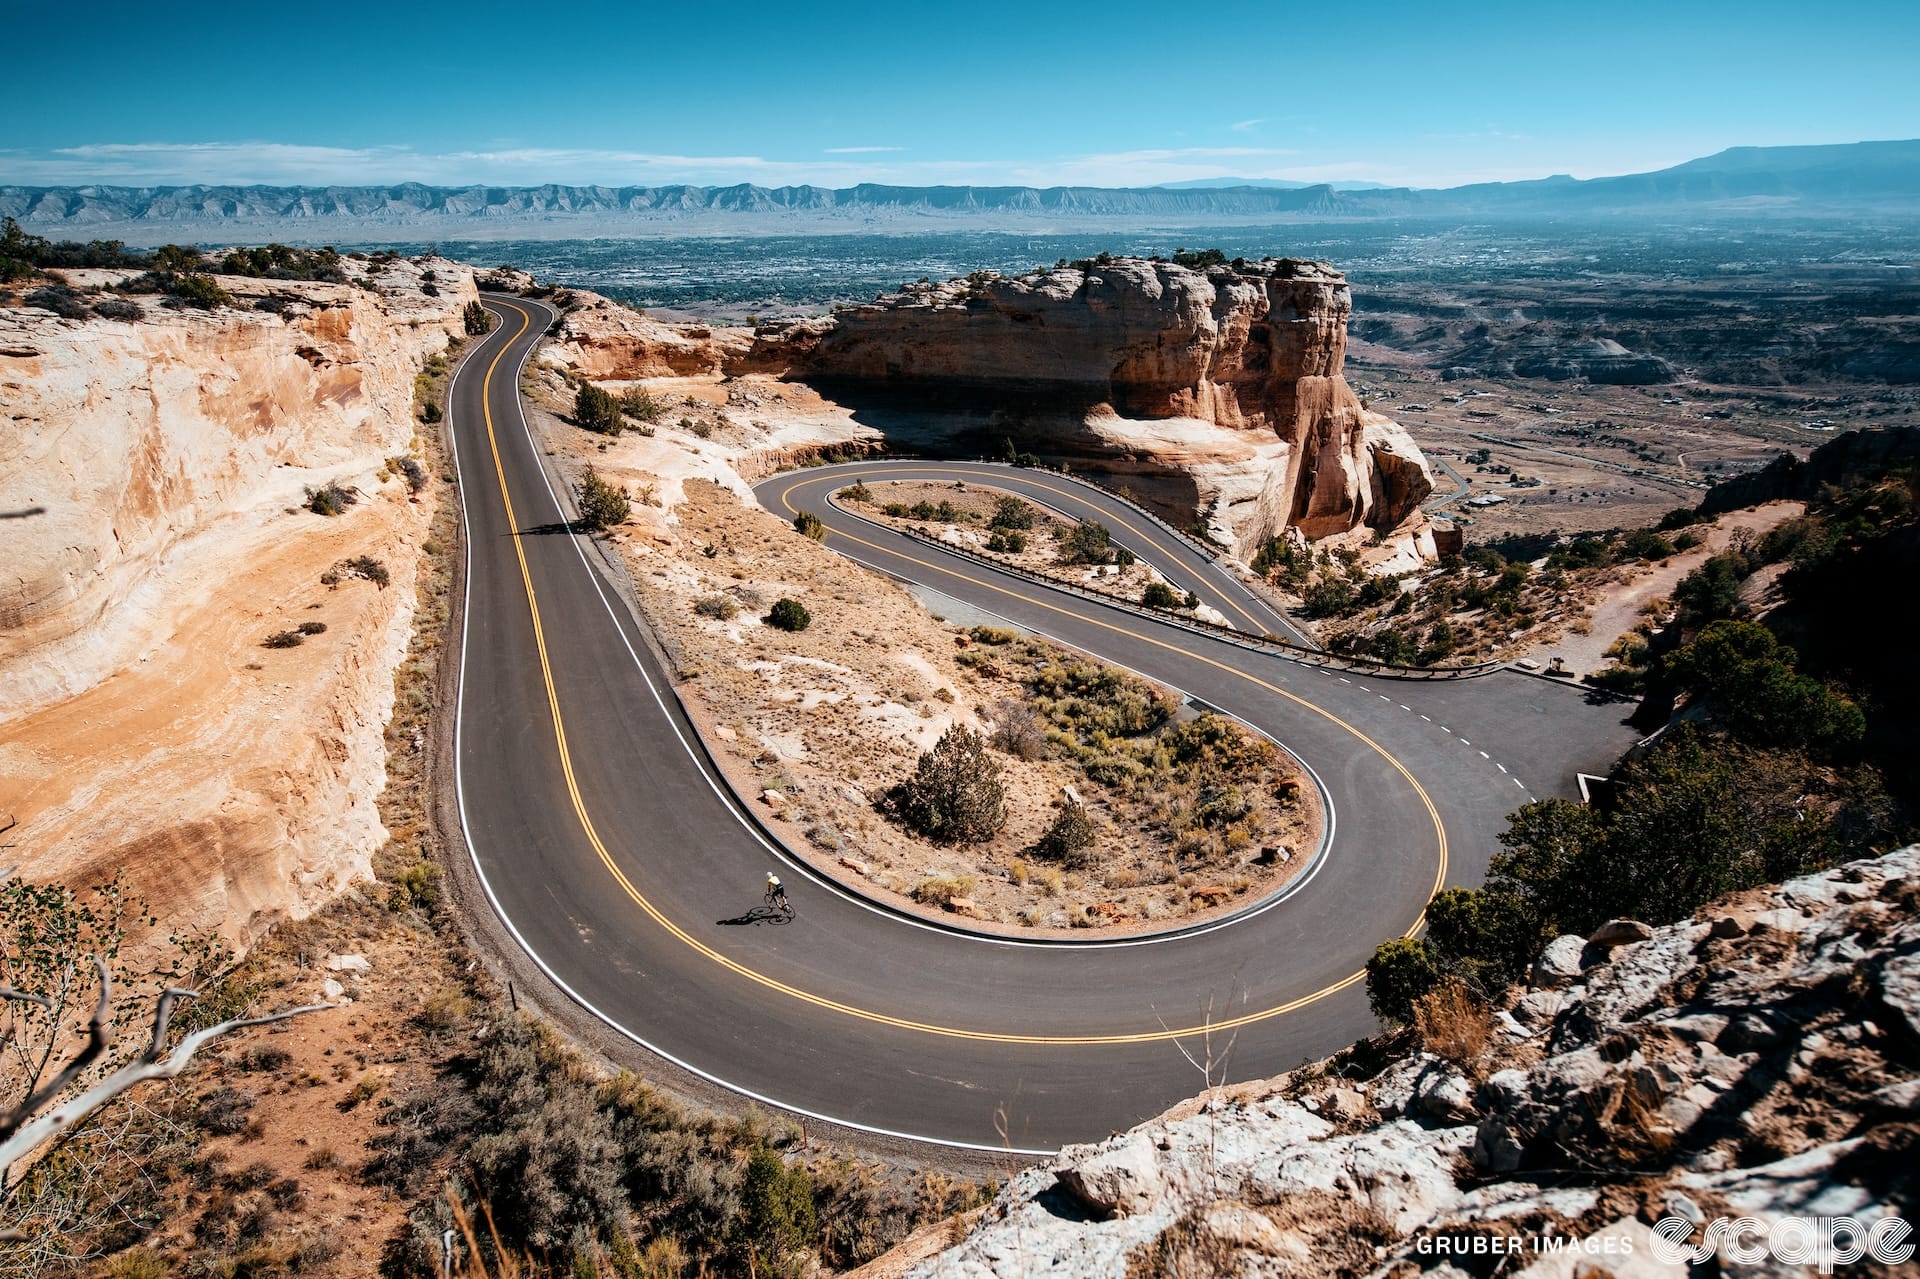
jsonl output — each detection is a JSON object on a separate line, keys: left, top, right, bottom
{"left": 448, "top": 296, "right": 1642, "bottom": 1153}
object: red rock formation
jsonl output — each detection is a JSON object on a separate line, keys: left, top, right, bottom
{"left": 750, "top": 257, "right": 1432, "bottom": 551}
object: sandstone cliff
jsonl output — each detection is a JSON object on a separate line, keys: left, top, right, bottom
{"left": 903, "top": 848, "right": 1920, "bottom": 1278}
{"left": 0, "top": 259, "right": 474, "bottom": 942}
{"left": 752, "top": 257, "right": 1434, "bottom": 554}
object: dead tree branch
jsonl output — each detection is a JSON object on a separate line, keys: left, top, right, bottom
{"left": 1, "top": 960, "right": 111, "bottom": 1137}
{"left": 0, "top": 961, "right": 334, "bottom": 1178}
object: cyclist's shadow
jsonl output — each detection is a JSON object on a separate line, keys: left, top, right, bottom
{"left": 717, "top": 903, "right": 794, "bottom": 927}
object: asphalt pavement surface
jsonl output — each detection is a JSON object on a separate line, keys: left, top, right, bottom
{"left": 447, "top": 295, "right": 1642, "bottom": 1152}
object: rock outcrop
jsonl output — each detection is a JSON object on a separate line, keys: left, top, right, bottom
{"left": 907, "top": 848, "right": 1920, "bottom": 1277}
{"left": 750, "top": 258, "right": 1433, "bottom": 555}
{"left": 542, "top": 296, "right": 750, "bottom": 380}
{"left": 1, "top": 259, "right": 473, "bottom": 942}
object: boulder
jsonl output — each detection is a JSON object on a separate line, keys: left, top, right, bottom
{"left": 1587, "top": 918, "right": 1655, "bottom": 948}
{"left": 1055, "top": 1131, "right": 1161, "bottom": 1217}
{"left": 1413, "top": 1064, "right": 1480, "bottom": 1122}
{"left": 1532, "top": 935, "right": 1587, "bottom": 989}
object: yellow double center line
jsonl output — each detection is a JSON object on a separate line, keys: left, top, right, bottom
{"left": 475, "top": 300, "right": 1443, "bottom": 1044}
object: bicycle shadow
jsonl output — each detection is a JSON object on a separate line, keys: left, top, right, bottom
{"left": 717, "top": 905, "right": 794, "bottom": 927}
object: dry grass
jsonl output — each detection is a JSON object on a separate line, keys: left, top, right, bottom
{"left": 1412, "top": 979, "right": 1493, "bottom": 1076}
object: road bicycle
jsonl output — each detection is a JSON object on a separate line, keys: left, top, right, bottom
{"left": 765, "top": 884, "right": 793, "bottom": 920}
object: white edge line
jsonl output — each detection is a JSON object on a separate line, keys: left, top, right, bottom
{"left": 450, "top": 300, "right": 1053, "bottom": 1155}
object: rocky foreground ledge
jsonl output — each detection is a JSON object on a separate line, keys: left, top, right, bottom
{"left": 907, "top": 848, "right": 1920, "bottom": 1277}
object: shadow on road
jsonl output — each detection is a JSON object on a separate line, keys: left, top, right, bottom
{"left": 717, "top": 906, "right": 794, "bottom": 927}
{"left": 514, "top": 522, "right": 582, "bottom": 537}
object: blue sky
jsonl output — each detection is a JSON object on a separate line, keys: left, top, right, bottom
{"left": 6, "top": 0, "right": 1916, "bottom": 189}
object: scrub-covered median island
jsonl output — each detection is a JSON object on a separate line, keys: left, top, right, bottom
{"left": 548, "top": 453, "right": 1325, "bottom": 933}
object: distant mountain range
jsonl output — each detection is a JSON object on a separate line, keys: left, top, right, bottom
{"left": 1154, "top": 177, "right": 1393, "bottom": 191}
{"left": 3, "top": 141, "right": 1913, "bottom": 241}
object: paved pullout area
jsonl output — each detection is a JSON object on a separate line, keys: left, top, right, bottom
{"left": 446, "top": 296, "right": 1642, "bottom": 1151}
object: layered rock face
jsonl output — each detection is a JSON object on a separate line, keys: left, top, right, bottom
{"left": 1, "top": 261, "right": 472, "bottom": 942}
{"left": 911, "top": 849, "right": 1920, "bottom": 1278}
{"left": 753, "top": 258, "right": 1433, "bottom": 554}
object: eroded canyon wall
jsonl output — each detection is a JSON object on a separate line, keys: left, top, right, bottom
{"left": 753, "top": 257, "right": 1434, "bottom": 553}
{"left": 0, "top": 260, "right": 473, "bottom": 942}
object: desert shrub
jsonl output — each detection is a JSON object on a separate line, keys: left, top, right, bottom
{"left": 1032, "top": 798, "right": 1096, "bottom": 867}
{"left": 391, "top": 455, "right": 429, "bottom": 492}
{"left": 1368, "top": 626, "right": 1418, "bottom": 666}
{"left": 1059, "top": 519, "right": 1113, "bottom": 565}
{"left": 94, "top": 1248, "right": 169, "bottom": 1279}
{"left": 618, "top": 386, "right": 664, "bottom": 423}
{"left": 575, "top": 382, "right": 622, "bottom": 434}
{"left": 988, "top": 495, "right": 1035, "bottom": 531}
{"left": 969, "top": 625, "right": 1016, "bottom": 645}
{"left": 838, "top": 482, "right": 872, "bottom": 502}
{"left": 26, "top": 285, "right": 91, "bottom": 319}
{"left": 1301, "top": 575, "right": 1358, "bottom": 617}
{"left": 163, "top": 271, "right": 231, "bottom": 309}
{"left": 793, "top": 510, "right": 827, "bottom": 540}
{"left": 418, "top": 400, "right": 442, "bottom": 424}
{"left": 909, "top": 874, "right": 977, "bottom": 907}
{"left": 218, "top": 244, "right": 345, "bottom": 282}
{"left": 889, "top": 726, "right": 1006, "bottom": 843}
{"left": 694, "top": 595, "right": 740, "bottom": 621}
{"left": 4, "top": 216, "right": 143, "bottom": 278}
{"left": 338, "top": 555, "right": 390, "bottom": 588}
{"left": 1141, "top": 581, "right": 1180, "bottom": 610}
{"left": 295, "top": 620, "right": 327, "bottom": 636}
{"left": 1030, "top": 659, "right": 1174, "bottom": 740}
{"left": 462, "top": 300, "right": 492, "bottom": 335}
{"left": 986, "top": 529, "right": 1027, "bottom": 553}
{"left": 988, "top": 698, "right": 1047, "bottom": 760}
{"left": 1365, "top": 937, "right": 1440, "bottom": 1025}
{"left": 737, "top": 1145, "right": 818, "bottom": 1269}
{"left": 262, "top": 630, "right": 305, "bottom": 649}
{"left": 883, "top": 499, "right": 968, "bottom": 523}
{"left": 764, "top": 598, "right": 811, "bottom": 632}
{"left": 575, "top": 465, "right": 630, "bottom": 529}
{"left": 305, "top": 483, "right": 355, "bottom": 516}
{"left": 1172, "top": 247, "right": 1229, "bottom": 269}
{"left": 195, "top": 1086, "right": 257, "bottom": 1136}
{"left": 92, "top": 297, "right": 143, "bottom": 321}
{"left": 1672, "top": 549, "right": 1757, "bottom": 625}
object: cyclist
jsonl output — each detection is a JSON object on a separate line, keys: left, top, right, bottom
{"left": 765, "top": 872, "right": 790, "bottom": 915}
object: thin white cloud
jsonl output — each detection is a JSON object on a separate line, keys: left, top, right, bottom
{"left": 0, "top": 137, "right": 1704, "bottom": 191}
{"left": 1230, "top": 118, "right": 1265, "bottom": 133}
